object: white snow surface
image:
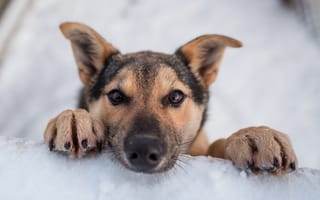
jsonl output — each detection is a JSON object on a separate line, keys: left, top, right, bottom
{"left": 0, "top": 136, "right": 320, "bottom": 200}
{"left": 0, "top": 0, "right": 320, "bottom": 195}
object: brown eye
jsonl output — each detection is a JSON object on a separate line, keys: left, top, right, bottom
{"left": 107, "top": 90, "right": 127, "bottom": 105}
{"left": 168, "top": 90, "right": 185, "bottom": 107}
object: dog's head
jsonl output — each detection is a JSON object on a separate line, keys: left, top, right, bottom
{"left": 60, "top": 22, "right": 242, "bottom": 173}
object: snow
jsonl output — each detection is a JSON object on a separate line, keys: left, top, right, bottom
{"left": 0, "top": 136, "right": 320, "bottom": 200}
{"left": 0, "top": 0, "right": 320, "bottom": 198}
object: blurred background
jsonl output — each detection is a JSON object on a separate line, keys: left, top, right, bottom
{"left": 0, "top": 0, "right": 319, "bottom": 169}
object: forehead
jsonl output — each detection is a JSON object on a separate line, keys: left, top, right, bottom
{"left": 88, "top": 51, "right": 205, "bottom": 103}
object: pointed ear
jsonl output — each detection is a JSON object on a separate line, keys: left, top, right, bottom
{"left": 60, "top": 22, "right": 119, "bottom": 85}
{"left": 175, "top": 34, "right": 242, "bottom": 87}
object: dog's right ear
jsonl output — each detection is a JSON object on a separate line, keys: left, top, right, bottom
{"left": 60, "top": 22, "right": 119, "bottom": 85}
{"left": 175, "top": 35, "right": 242, "bottom": 87}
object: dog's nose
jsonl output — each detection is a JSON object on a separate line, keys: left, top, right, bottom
{"left": 124, "top": 135, "right": 164, "bottom": 172}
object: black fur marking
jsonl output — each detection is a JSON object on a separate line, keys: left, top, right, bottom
{"left": 163, "top": 54, "right": 206, "bottom": 104}
{"left": 174, "top": 48, "right": 189, "bottom": 66}
{"left": 104, "top": 51, "right": 121, "bottom": 67}
{"left": 129, "top": 114, "right": 161, "bottom": 137}
{"left": 88, "top": 55, "right": 134, "bottom": 101}
{"left": 86, "top": 51, "right": 206, "bottom": 106}
{"left": 126, "top": 114, "right": 168, "bottom": 155}
{"left": 199, "top": 106, "right": 207, "bottom": 131}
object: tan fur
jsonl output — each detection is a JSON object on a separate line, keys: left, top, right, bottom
{"left": 207, "top": 126, "right": 298, "bottom": 174}
{"left": 179, "top": 35, "right": 242, "bottom": 86}
{"left": 89, "top": 69, "right": 141, "bottom": 159}
{"left": 44, "top": 109, "right": 105, "bottom": 157}
{"left": 60, "top": 22, "right": 118, "bottom": 85}
{"left": 151, "top": 66, "right": 205, "bottom": 146}
{"left": 87, "top": 65, "right": 205, "bottom": 170}
{"left": 44, "top": 22, "right": 297, "bottom": 175}
{"left": 188, "top": 129, "right": 209, "bottom": 156}
{"left": 207, "top": 138, "right": 226, "bottom": 159}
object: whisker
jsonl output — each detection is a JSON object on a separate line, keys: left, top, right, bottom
{"left": 178, "top": 138, "right": 195, "bottom": 146}
{"left": 175, "top": 159, "right": 189, "bottom": 174}
{"left": 177, "top": 158, "right": 190, "bottom": 168}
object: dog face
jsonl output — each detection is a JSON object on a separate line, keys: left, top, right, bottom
{"left": 60, "top": 22, "right": 242, "bottom": 173}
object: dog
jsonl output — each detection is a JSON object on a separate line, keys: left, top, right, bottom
{"left": 44, "top": 22, "right": 297, "bottom": 174}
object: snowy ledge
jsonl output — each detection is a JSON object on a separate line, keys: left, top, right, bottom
{"left": 0, "top": 137, "right": 320, "bottom": 200}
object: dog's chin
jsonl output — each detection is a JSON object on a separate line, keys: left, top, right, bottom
{"left": 124, "top": 163, "right": 176, "bottom": 174}
{"left": 116, "top": 153, "right": 177, "bottom": 174}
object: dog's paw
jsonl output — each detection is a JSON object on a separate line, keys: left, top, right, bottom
{"left": 44, "top": 109, "right": 105, "bottom": 158}
{"left": 224, "top": 126, "right": 297, "bottom": 175}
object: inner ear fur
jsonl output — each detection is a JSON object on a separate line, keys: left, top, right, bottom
{"left": 60, "top": 22, "right": 119, "bottom": 85}
{"left": 175, "top": 34, "right": 242, "bottom": 86}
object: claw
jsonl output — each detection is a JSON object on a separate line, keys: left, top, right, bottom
{"left": 64, "top": 142, "right": 71, "bottom": 150}
{"left": 49, "top": 139, "right": 55, "bottom": 151}
{"left": 81, "top": 139, "right": 88, "bottom": 149}
{"left": 290, "top": 162, "right": 296, "bottom": 171}
{"left": 273, "top": 157, "right": 280, "bottom": 168}
{"left": 247, "top": 160, "right": 254, "bottom": 169}
{"left": 45, "top": 109, "right": 105, "bottom": 157}
{"left": 96, "top": 141, "right": 103, "bottom": 152}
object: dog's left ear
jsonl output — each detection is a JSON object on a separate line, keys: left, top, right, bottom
{"left": 60, "top": 22, "right": 119, "bottom": 85}
{"left": 175, "top": 34, "right": 242, "bottom": 87}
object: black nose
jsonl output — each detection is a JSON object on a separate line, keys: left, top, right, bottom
{"left": 124, "top": 135, "right": 164, "bottom": 172}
